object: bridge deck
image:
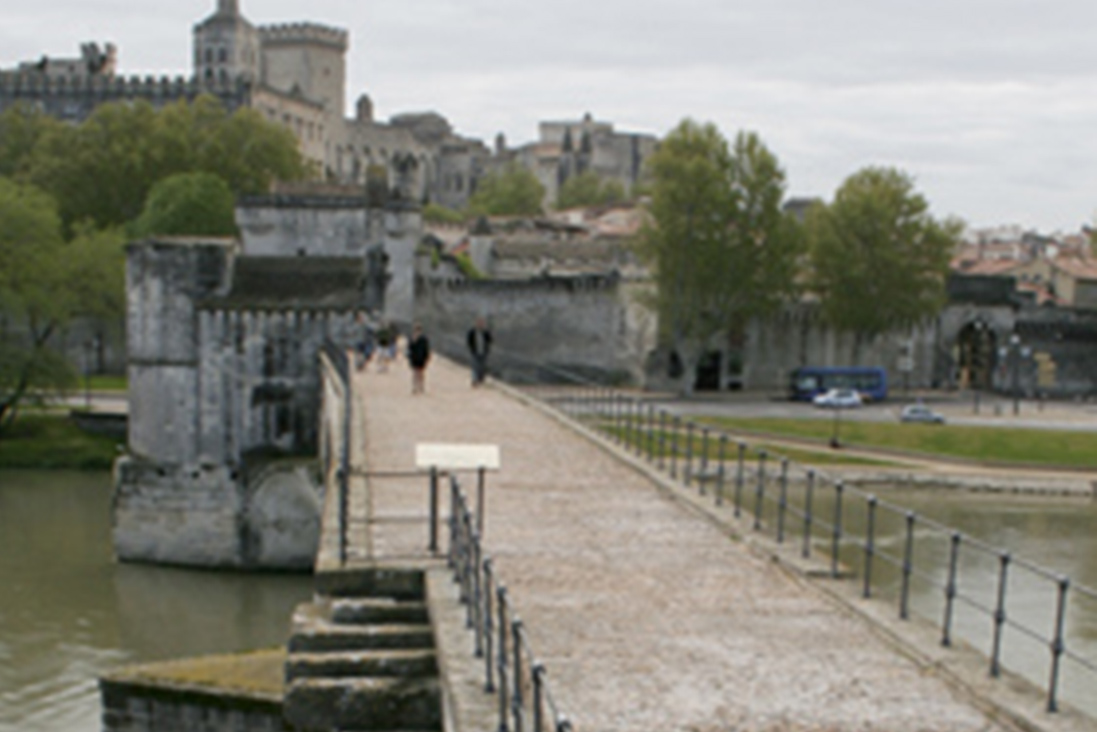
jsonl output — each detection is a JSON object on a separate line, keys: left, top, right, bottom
{"left": 341, "top": 354, "right": 1043, "bottom": 732}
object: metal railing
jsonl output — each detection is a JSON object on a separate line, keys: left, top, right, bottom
{"left": 544, "top": 383, "right": 1097, "bottom": 717}
{"left": 449, "top": 474, "right": 572, "bottom": 732}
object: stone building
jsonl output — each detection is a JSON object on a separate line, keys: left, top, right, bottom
{"left": 0, "top": 1, "right": 655, "bottom": 209}
{"left": 113, "top": 188, "right": 419, "bottom": 570}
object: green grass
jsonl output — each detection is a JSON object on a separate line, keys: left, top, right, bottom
{"left": 696, "top": 417, "right": 1097, "bottom": 469}
{"left": 598, "top": 424, "right": 899, "bottom": 467}
{"left": 0, "top": 414, "right": 122, "bottom": 470}
{"left": 87, "top": 375, "right": 127, "bottom": 392}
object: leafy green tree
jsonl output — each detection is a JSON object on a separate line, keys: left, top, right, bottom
{"left": 0, "top": 103, "right": 61, "bottom": 179}
{"left": 28, "top": 95, "right": 307, "bottom": 230}
{"left": 638, "top": 120, "right": 802, "bottom": 393}
{"left": 130, "top": 172, "right": 237, "bottom": 238}
{"left": 0, "top": 178, "right": 125, "bottom": 431}
{"left": 467, "top": 163, "right": 545, "bottom": 217}
{"left": 555, "top": 170, "right": 626, "bottom": 209}
{"left": 806, "top": 166, "right": 960, "bottom": 352}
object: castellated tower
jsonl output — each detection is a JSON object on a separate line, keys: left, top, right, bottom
{"left": 259, "top": 22, "right": 348, "bottom": 123}
{"left": 193, "top": 0, "right": 261, "bottom": 85}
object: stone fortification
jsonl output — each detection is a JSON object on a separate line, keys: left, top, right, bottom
{"left": 0, "top": 72, "right": 251, "bottom": 121}
{"left": 416, "top": 273, "right": 656, "bottom": 384}
{"left": 115, "top": 237, "right": 365, "bottom": 569}
{"left": 259, "top": 23, "right": 349, "bottom": 51}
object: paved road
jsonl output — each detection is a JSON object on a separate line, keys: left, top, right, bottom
{"left": 658, "top": 391, "right": 1097, "bottom": 432}
{"left": 349, "top": 355, "right": 1090, "bottom": 732}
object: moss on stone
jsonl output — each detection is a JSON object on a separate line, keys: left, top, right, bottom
{"left": 105, "top": 648, "right": 286, "bottom": 700}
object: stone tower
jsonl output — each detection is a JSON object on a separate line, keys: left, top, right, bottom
{"left": 193, "top": 0, "right": 261, "bottom": 85}
{"left": 259, "top": 23, "right": 349, "bottom": 122}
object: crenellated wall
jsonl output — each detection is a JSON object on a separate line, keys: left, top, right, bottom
{"left": 0, "top": 72, "right": 251, "bottom": 120}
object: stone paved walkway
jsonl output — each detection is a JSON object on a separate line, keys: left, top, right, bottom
{"left": 351, "top": 354, "right": 1031, "bottom": 732}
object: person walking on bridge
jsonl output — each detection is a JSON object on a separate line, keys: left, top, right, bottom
{"left": 407, "top": 323, "right": 431, "bottom": 394}
{"left": 466, "top": 317, "right": 492, "bottom": 387}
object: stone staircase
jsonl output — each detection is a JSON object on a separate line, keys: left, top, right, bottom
{"left": 284, "top": 568, "right": 443, "bottom": 732}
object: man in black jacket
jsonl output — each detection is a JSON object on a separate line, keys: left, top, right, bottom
{"left": 466, "top": 317, "right": 492, "bottom": 387}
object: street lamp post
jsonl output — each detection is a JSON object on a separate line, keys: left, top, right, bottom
{"left": 1008, "top": 334, "right": 1030, "bottom": 416}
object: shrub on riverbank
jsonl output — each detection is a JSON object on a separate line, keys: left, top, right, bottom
{"left": 0, "top": 414, "right": 120, "bottom": 470}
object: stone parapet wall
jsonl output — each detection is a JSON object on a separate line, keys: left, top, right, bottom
{"left": 101, "top": 681, "right": 283, "bottom": 732}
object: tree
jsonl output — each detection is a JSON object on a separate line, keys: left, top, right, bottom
{"left": 556, "top": 170, "right": 626, "bottom": 210}
{"left": 467, "top": 163, "right": 545, "bottom": 217}
{"left": 0, "top": 178, "right": 125, "bottom": 432}
{"left": 28, "top": 95, "right": 307, "bottom": 230}
{"left": 0, "top": 103, "right": 61, "bottom": 179}
{"left": 130, "top": 172, "right": 237, "bottom": 238}
{"left": 638, "top": 120, "right": 802, "bottom": 393}
{"left": 806, "top": 167, "right": 960, "bottom": 354}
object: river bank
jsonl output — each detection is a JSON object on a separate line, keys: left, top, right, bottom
{"left": 0, "top": 413, "right": 122, "bottom": 470}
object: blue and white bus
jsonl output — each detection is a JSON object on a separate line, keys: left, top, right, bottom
{"left": 789, "top": 366, "right": 888, "bottom": 402}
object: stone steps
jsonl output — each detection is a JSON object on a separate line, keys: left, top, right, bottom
{"left": 286, "top": 648, "right": 438, "bottom": 680}
{"left": 284, "top": 568, "right": 442, "bottom": 732}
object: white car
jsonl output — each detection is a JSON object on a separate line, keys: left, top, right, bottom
{"left": 900, "top": 404, "right": 945, "bottom": 424}
{"left": 813, "top": 388, "right": 863, "bottom": 409}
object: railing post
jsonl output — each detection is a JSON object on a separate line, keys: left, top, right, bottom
{"left": 338, "top": 466, "right": 348, "bottom": 566}
{"left": 684, "top": 421, "right": 695, "bottom": 486}
{"left": 497, "top": 586, "right": 509, "bottom": 732}
{"left": 477, "top": 466, "right": 487, "bottom": 540}
{"left": 634, "top": 400, "right": 645, "bottom": 457}
{"left": 532, "top": 664, "right": 546, "bottom": 732}
{"left": 484, "top": 559, "right": 495, "bottom": 692}
{"left": 734, "top": 441, "right": 746, "bottom": 517}
{"left": 802, "top": 470, "right": 815, "bottom": 558}
{"left": 472, "top": 536, "right": 483, "bottom": 657}
{"left": 753, "top": 450, "right": 767, "bottom": 531}
{"left": 776, "top": 458, "right": 789, "bottom": 543}
{"left": 831, "top": 481, "right": 844, "bottom": 578}
{"left": 942, "top": 532, "right": 962, "bottom": 647}
{"left": 1047, "top": 577, "right": 1070, "bottom": 713}
{"left": 699, "top": 427, "right": 710, "bottom": 496}
{"left": 512, "top": 620, "right": 525, "bottom": 732}
{"left": 990, "top": 552, "right": 1011, "bottom": 678}
{"left": 863, "top": 495, "right": 877, "bottom": 599}
{"left": 429, "top": 466, "right": 439, "bottom": 554}
{"left": 900, "top": 512, "right": 915, "bottom": 620}
{"left": 716, "top": 434, "right": 728, "bottom": 506}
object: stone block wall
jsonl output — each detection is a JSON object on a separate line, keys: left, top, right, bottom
{"left": 100, "top": 679, "right": 283, "bottom": 732}
{"left": 415, "top": 274, "right": 654, "bottom": 383}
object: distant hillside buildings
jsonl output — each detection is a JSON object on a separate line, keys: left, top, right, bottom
{"left": 0, "top": 0, "right": 657, "bottom": 210}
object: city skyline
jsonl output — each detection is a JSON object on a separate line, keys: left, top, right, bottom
{"left": 4, "top": 0, "right": 1097, "bottom": 234}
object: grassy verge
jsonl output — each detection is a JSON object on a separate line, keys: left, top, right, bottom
{"left": 598, "top": 424, "right": 900, "bottom": 467}
{"left": 0, "top": 414, "right": 122, "bottom": 470}
{"left": 696, "top": 416, "right": 1097, "bottom": 469}
{"left": 87, "top": 374, "right": 127, "bottom": 392}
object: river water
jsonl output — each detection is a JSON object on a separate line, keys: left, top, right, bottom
{"left": 2, "top": 471, "right": 1094, "bottom": 729}
{"left": 0, "top": 471, "right": 313, "bottom": 732}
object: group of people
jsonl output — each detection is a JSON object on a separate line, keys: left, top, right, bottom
{"left": 354, "top": 314, "right": 493, "bottom": 395}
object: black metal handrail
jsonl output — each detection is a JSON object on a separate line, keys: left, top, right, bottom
{"left": 542, "top": 384, "right": 1096, "bottom": 717}
{"left": 448, "top": 475, "right": 572, "bottom": 732}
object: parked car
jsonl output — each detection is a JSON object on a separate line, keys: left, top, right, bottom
{"left": 899, "top": 404, "right": 945, "bottom": 424}
{"left": 812, "top": 388, "right": 863, "bottom": 409}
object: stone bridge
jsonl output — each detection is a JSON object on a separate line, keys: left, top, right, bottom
{"left": 290, "top": 349, "right": 1091, "bottom": 732}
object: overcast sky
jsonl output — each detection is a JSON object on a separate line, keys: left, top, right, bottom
{"left": 4, "top": 0, "right": 1097, "bottom": 233}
